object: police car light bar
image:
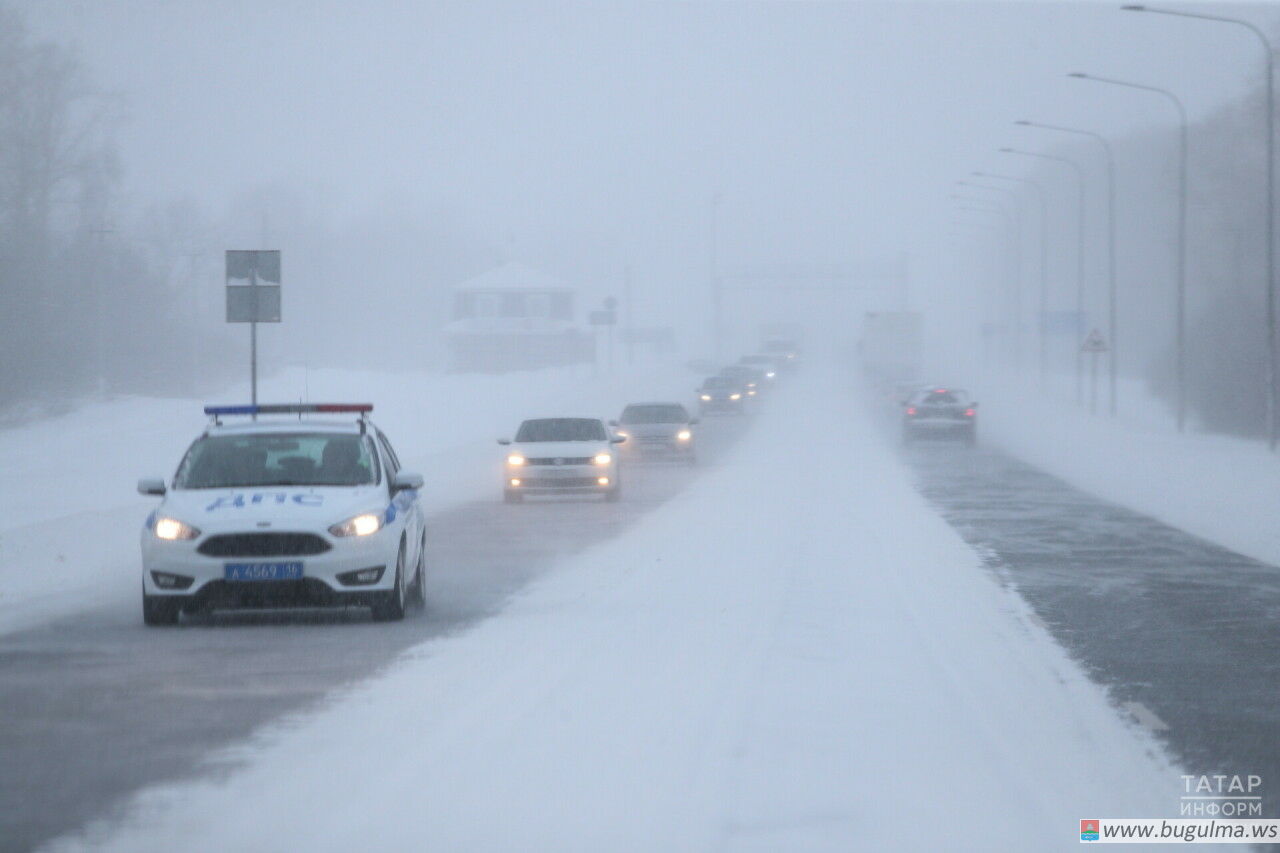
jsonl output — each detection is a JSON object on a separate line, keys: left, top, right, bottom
{"left": 204, "top": 403, "right": 373, "bottom": 416}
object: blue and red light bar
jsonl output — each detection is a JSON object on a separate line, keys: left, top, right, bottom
{"left": 204, "top": 403, "right": 373, "bottom": 416}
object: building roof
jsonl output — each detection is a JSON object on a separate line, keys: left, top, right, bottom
{"left": 455, "top": 262, "right": 572, "bottom": 293}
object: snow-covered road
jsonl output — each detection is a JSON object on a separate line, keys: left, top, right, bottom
{"left": 48, "top": 369, "right": 1185, "bottom": 852}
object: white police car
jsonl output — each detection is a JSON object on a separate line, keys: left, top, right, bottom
{"left": 137, "top": 404, "right": 426, "bottom": 625}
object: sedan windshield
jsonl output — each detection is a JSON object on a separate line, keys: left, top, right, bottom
{"left": 515, "top": 418, "right": 607, "bottom": 442}
{"left": 620, "top": 404, "right": 689, "bottom": 425}
{"left": 174, "top": 432, "right": 378, "bottom": 489}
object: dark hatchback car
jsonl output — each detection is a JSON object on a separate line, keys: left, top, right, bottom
{"left": 902, "top": 387, "right": 977, "bottom": 445}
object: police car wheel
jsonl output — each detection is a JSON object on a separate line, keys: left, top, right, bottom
{"left": 410, "top": 535, "right": 427, "bottom": 609}
{"left": 142, "top": 595, "right": 182, "bottom": 626}
{"left": 371, "top": 543, "right": 407, "bottom": 622}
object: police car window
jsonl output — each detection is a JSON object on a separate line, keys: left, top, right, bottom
{"left": 515, "top": 418, "right": 607, "bottom": 442}
{"left": 174, "top": 433, "right": 377, "bottom": 488}
{"left": 377, "top": 432, "right": 401, "bottom": 474}
{"left": 620, "top": 405, "right": 689, "bottom": 424}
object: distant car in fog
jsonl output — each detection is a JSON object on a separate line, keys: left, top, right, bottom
{"left": 718, "top": 365, "right": 766, "bottom": 398}
{"left": 500, "top": 417, "right": 625, "bottom": 503}
{"left": 737, "top": 354, "right": 780, "bottom": 382}
{"left": 761, "top": 338, "right": 801, "bottom": 368}
{"left": 697, "top": 376, "right": 748, "bottom": 415}
{"left": 902, "top": 387, "right": 977, "bottom": 445}
{"left": 136, "top": 404, "right": 427, "bottom": 626}
{"left": 611, "top": 402, "right": 698, "bottom": 465}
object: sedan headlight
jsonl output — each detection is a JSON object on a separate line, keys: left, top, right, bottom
{"left": 676, "top": 430, "right": 692, "bottom": 441}
{"left": 730, "top": 393, "right": 741, "bottom": 400}
{"left": 329, "top": 513, "right": 383, "bottom": 537}
{"left": 507, "top": 454, "right": 526, "bottom": 466}
{"left": 700, "top": 394, "right": 711, "bottom": 401}
{"left": 593, "top": 453, "right": 613, "bottom": 465}
{"left": 153, "top": 517, "right": 200, "bottom": 541}
{"left": 766, "top": 371, "right": 776, "bottom": 378}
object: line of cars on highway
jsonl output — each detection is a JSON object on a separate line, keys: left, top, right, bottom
{"left": 132, "top": 341, "right": 801, "bottom": 626}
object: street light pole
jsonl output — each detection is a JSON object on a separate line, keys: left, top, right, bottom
{"left": 955, "top": 197, "right": 1022, "bottom": 366}
{"left": 1123, "top": 5, "right": 1275, "bottom": 446}
{"left": 961, "top": 180, "right": 1042, "bottom": 378}
{"left": 972, "top": 173, "right": 1051, "bottom": 384}
{"left": 1000, "top": 148, "right": 1089, "bottom": 405}
{"left": 709, "top": 192, "right": 724, "bottom": 358}
{"left": 1017, "top": 120, "right": 1119, "bottom": 416}
{"left": 1070, "top": 71, "right": 1189, "bottom": 432}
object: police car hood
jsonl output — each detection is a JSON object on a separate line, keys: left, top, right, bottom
{"left": 513, "top": 440, "right": 611, "bottom": 458}
{"left": 164, "top": 486, "right": 388, "bottom": 532}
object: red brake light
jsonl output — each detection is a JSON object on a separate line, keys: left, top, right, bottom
{"left": 964, "top": 408, "right": 975, "bottom": 417}
{"left": 906, "top": 407, "right": 917, "bottom": 416}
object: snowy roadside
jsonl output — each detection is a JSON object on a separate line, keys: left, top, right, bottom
{"left": 977, "top": 373, "right": 1280, "bottom": 568}
{"left": 50, "top": 369, "right": 1191, "bottom": 852}
{"left": 0, "top": 360, "right": 696, "bottom": 635}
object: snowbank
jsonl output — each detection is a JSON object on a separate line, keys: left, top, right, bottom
{"left": 979, "top": 372, "right": 1280, "bottom": 568}
{"left": 52, "top": 370, "right": 1186, "bottom": 852}
{"left": 0, "top": 360, "right": 695, "bottom": 635}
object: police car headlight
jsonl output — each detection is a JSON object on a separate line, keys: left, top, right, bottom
{"left": 154, "top": 517, "right": 201, "bottom": 541}
{"left": 676, "top": 430, "right": 692, "bottom": 441}
{"left": 593, "top": 453, "right": 612, "bottom": 465}
{"left": 329, "top": 513, "right": 383, "bottom": 537}
{"left": 507, "top": 454, "right": 526, "bottom": 466}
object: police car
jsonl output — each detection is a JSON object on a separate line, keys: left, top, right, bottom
{"left": 136, "top": 403, "right": 426, "bottom": 625}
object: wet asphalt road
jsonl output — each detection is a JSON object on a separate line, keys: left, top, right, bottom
{"left": 905, "top": 438, "right": 1280, "bottom": 820}
{"left": 0, "top": 415, "right": 751, "bottom": 852}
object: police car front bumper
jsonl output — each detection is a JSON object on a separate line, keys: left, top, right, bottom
{"left": 140, "top": 527, "right": 400, "bottom": 608}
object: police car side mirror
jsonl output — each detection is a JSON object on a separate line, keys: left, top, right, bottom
{"left": 611, "top": 435, "right": 627, "bottom": 444}
{"left": 137, "top": 478, "right": 166, "bottom": 496}
{"left": 497, "top": 438, "right": 511, "bottom": 446}
{"left": 392, "top": 471, "right": 424, "bottom": 493}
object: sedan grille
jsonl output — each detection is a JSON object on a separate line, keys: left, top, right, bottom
{"left": 198, "top": 532, "right": 331, "bottom": 557}
{"left": 526, "top": 456, "right": 593, "bottom": 466}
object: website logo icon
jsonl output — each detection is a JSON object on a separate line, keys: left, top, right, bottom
{"left": 1081, "top": 819, "right": 1100, "bottom": 841}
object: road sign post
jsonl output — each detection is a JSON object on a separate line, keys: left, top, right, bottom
{"left": 1081, "top": 328, "right": 1109, "bottom": 416}
{"left": 226, "top": 250, "right": 281, "bottom": 415}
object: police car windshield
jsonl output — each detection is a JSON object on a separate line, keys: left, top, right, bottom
{"left": 174, "top": 432, "right": 377, "bottom": 489}
{"left": 515, "top": 418, "right": 607, "bottom": 442}
{"left": 620, "top": 404, "right": 689, "bottom": 425}
{"left": 702, "top": 377, "right": 736, "bottom": 389}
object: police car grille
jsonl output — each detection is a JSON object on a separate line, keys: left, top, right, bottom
{"left": 527, "top": 457, "right": 593, "bottom": 466}
{"left": 198, "top": 533, "right": 332, "bottom": 557}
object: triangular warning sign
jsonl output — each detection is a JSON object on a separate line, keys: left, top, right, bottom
{"left": 1081, "top": 328, "right": 1108, "bottom": 353}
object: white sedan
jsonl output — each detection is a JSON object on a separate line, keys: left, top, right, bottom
{"left": 137, "top": 403, "right": 426, "bottom": 625}
{"left": 499, "top": 417, "right": 625, "bottom": 503}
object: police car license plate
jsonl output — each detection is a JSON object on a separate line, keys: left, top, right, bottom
{"left": 224, "top": 562, "right": 304, "bottom": 581}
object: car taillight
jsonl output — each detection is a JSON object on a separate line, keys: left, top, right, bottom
{"left": 906, "top": 407, "right": 917, "bottom": 416}
{"left": 964, "top": 408, "right": 975, "bottom": 417}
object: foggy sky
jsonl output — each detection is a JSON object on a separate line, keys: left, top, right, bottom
{"left": 13, "top": 0, "right": 1277, "bottom": 359}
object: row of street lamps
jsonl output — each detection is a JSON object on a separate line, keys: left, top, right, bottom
{"left": 953, "top": 4, "right": 1277, "bottom": 447}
